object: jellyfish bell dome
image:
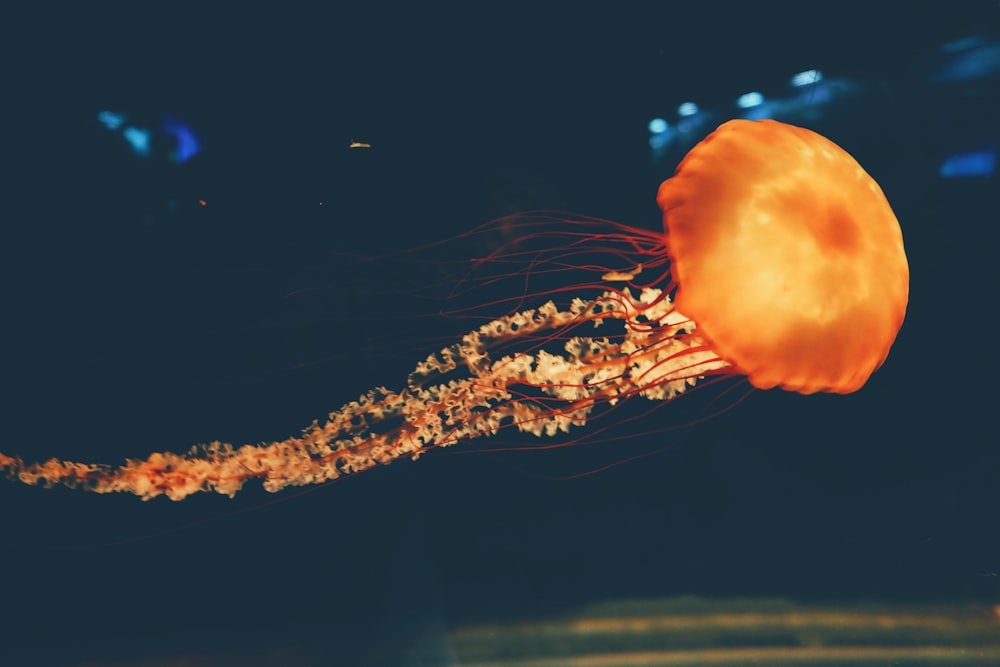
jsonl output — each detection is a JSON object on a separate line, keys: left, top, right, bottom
{"left": 657, "top": 119, "right": 909, "bottom": 394}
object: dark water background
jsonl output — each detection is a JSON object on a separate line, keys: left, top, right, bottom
{"left": 1, "top": 4, "right": 997, "bottom": 665}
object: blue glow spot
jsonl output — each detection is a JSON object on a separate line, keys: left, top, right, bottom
{"left": 932, "top": 39, "right": 1000, "bottom": 83}
{"left": 649, "top": 132, "right": 671, "bottom": 150}
{"left": 939, "top": 147, "right": 997, "bottom": 178}
{"left": 796, "top": 81, "right": 833, "bottom": 106}
{"left": 677, "top": 102, "right": 699, "bottom": 117}
{"left": 122, "top": 126, "right": 151, "bottom": 157}
{"left": 648, "top": 118, "right": 668, "bottom": 134}
{"left": 741, "top": 103, "right": 774, "bottom": 120}
{"left": 790, "top": 69, "right": 823, "bottom": 87}
{"left": 162, "top": 115, "right": 201, "bottom": 164}
{"left": 736, "top": 92, "right": 764, "bottom": 108}
{"left": 941, "top": 35, "right": 988, "bottom": 54}
{"left": 97, "top": 110, "right": 126, "bottom": 131}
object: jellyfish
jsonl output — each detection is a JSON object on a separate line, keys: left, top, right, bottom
{"left": 0, "top": 120, "right": 908, "bottom": 501}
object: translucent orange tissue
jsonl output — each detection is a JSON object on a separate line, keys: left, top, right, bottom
{"left": 657, "top": 119, "right": 909, "bottom": 394}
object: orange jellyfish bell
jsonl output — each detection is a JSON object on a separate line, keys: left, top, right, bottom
{"left": 657, "top": 119, "right": 909, "bottom": 394}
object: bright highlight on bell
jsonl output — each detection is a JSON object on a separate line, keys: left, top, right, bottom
{"left": 0, "top": 120, "right": 908, "bottom": 501}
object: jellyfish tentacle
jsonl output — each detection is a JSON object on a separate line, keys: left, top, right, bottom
{"left": 0, "top": 288, "right": 726, "bottom": 501}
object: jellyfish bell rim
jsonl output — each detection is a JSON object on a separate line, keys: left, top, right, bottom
{"left": 657, "top": 119, "right": 909, "bottom": 395}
